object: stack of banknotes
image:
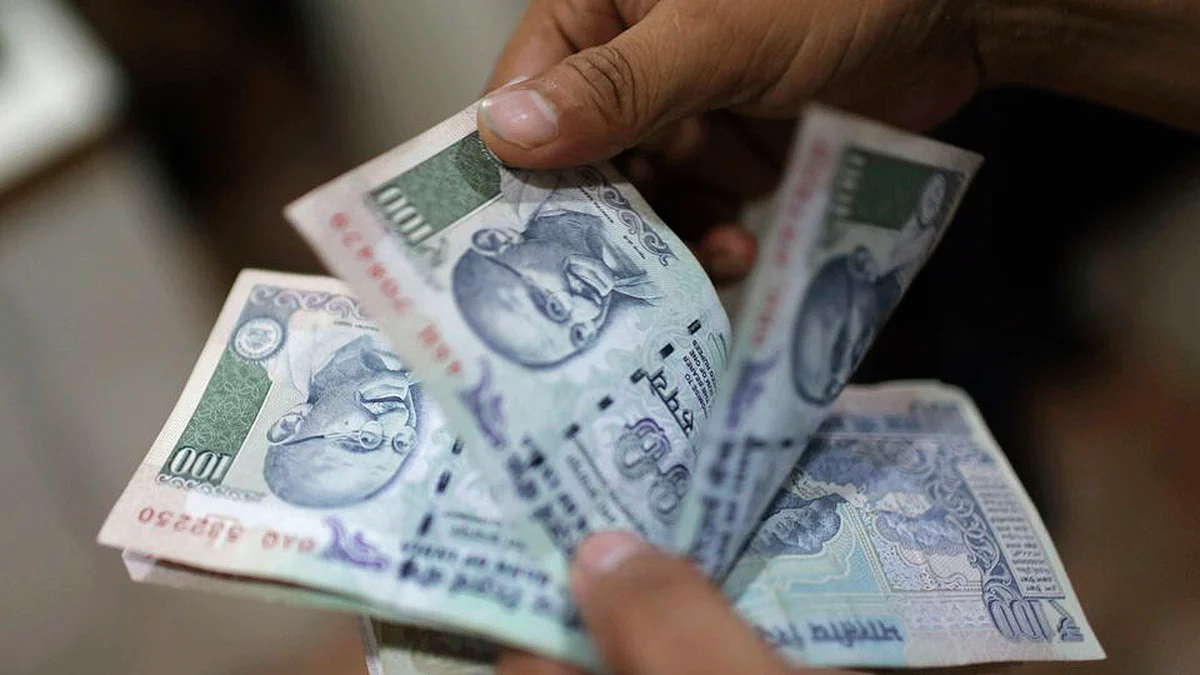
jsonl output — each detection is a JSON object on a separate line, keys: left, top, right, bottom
{"left": 98, "top": 104, "right": 1104, "bottom": 672}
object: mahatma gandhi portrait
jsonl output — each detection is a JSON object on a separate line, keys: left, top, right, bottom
{"left": 263, "top": 335, "right": 420, "bottom": 508}
{"left": 452, "top": 207, "right": 660, "bottom": 368}
{"left": 789, "top": 247, "right": 902, "bottom": 405}
{"left": 790, "top": 174, "right": 950, "bottom": 405}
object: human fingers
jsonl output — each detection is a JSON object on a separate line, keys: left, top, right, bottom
{"left": 635, "top": 113, "right": 781, "bottom": 200}
{"left": 697, "top": 223, "right": 758, "bottom": 284}
{"left": 478, "top": 0, "right": 760, "bottom": 168}
{"left": 570, "top": 531, "right": 795, "bottom": 675}
{"left": 483, "top": 0, "right": 643, "bottom": 92}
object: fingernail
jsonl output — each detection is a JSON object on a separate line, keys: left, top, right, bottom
{"left": 574, "top": 531, "right": 649, "bottom": 577}
{"left": 479, "top": 88, "right": 559, "bottom": 149}
{"left": 500, "top": 75, "right": 530, "bottom": 89}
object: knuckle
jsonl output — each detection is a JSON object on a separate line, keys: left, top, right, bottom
{"left": 667, "top": 0, "right": 716, "bottom": 27}
{"left": 562, "top": 0, "right": 612, "bottom": 21}
{"left": 552, "top": 0, "right": 626, "bottom": 48}
{"left": 562, "top": 44, "right": 644, "bottom": 132}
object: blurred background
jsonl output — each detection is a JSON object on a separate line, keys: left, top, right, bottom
{"left": 0, "top": 1, "right": 1195, "bottom": 674}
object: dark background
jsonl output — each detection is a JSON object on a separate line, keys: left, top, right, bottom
{"left": 860, "top": 91, "right": 1199, "bottom": 515}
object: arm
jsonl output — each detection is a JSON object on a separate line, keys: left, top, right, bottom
{"left": 980, "top": 0, "right": 1200, "bottom": 131}
{"left": 477, "top": 0, "right": 1200, "bottom": 283}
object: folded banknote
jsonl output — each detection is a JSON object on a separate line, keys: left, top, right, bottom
{"left": 283, "top": 103, "right": 983, "bottom": 583}
{"left": 359, "top": 382, "right": 1104, "bottom": 671}
{"left": 99, "top": 103, "right": 1102, "bottom": 670}
{"left": 98, "top": 271, "right": 1101, "bottom": 670}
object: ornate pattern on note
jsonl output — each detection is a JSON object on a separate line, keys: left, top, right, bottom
{"left": 458, "top": 359, "right": 507, "bottom": 450}
{"left": 805, "top": 404, "right": 1078, "bottom": 644}
{"left": 322, "top": 517, "right": 391, "bottom": 571}
{"left": 578, "top": 166, "right": 676, "bottom": 266}
{"left": 248, "top": 284, "right": 368, "bottom": 321}
{"left": 154, "top": 472, "right": 266, "bottom": 502}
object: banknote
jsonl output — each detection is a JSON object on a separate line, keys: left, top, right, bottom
{"left": 361, "top": 384, "right": 1103, "bottom": 671}
{"left": 286, "top": 103, "right": 732, "bottom": 559}
{"left": 363, "top": 621, "right": 494, "bottom": 675}
{"left": 675, "top": 106, "right": 983, "bottom": 577}
{"left": 97, "top": 271, "right": 1100, "bottom": 669}
{"left": 97, "top": 270, "right": 597, "bottom": 665}
{"left": 285, "top": 104, "right": 980, "bottom": 582}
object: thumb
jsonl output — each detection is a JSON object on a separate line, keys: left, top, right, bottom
{"left": 478, "top": 4, "right": 730, "bottom": 169}
{"left": 570, "top": 531, "right": 795, "bottom": 675}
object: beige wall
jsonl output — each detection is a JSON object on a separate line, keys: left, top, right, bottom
{"left": 301, "top": 0, "right": 526, "bottom": 161}
{"left": 0, "top": 139, "right": 349, "bottom": 675}
{"left": 0, "top": 3, "right": 528, "bottom": 674}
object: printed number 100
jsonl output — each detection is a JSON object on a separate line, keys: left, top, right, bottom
{"left": 169, "top": 447, "right": 233, "bottom": 483}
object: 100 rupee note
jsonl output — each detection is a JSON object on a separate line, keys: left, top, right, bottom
{"left": 675, "top": 106, "right": 982, "bottom": 576}
{"left": 99, "top": 103, "right": 1102, "bottom": 670}
{"left": 360, "top": 385, "right": 1103, "bottom": 671}
{"left": 286, "top": 106, "right": 731, "bottom": 560}
{"left": 97, "top": 270, "right": 595, "bottom": 664}
{"left": 98, "top": 272, "right": 1102, "bottom": 670}
{"left": 284, "top": 104, "right": 980, "bottom": 577}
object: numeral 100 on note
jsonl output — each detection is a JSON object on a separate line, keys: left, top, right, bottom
{"left": 161, "top": 446, "right": 234, "bottom": 484}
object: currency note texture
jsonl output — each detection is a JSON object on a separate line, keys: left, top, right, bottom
{"left": 676, "top": 106, "right": 983, "bottom": 576}
{"left": 286, "top": 104, "right": 983, "bottom": 584}
{"left": 287, "top": 106, "right": 732, "bottom": 559}
{"left": 97, "top": 270, "right": 595, "bottom": 664}
{"left": 97, "top": 273, "right": 1101, "bottom": 670}
{"left": 96, "top": 102, "right": 1109, "bottom": 671}
{"left": 363, "top": 384, "right": 1103, "bottom": 671}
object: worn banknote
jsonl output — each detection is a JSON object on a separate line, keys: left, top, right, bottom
{"left": 97, "top": 270, "right": 595, "bottom": 664}
{"left": 361, "top": 385, "right": 1103, "bottom": 671}
{"left": 675, "top": 106, "right": 983, "bottom": 576}
{"left": 287, "top": 104, "right": 731, "bottom": 561}
{"left": 285, "top": 104, "right": 981, "bottom": 581}
{"left": 97, "top": 271, "right": 1101, "bottom": 669}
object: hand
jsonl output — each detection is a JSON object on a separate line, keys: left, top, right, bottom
{"left": 496, "top": 531, "right": 860, "bottom": 675}
{"left": 478, "top": 0, "right": 1200, "bottom": 284}
{"left": 477, "top": 0, "right": 984, "bottom": 283}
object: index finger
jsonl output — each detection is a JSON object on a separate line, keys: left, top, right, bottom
{"left": 484, "top": 0, "right": 635, "bottom": 91}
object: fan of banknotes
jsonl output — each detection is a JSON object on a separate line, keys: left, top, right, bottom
{"left": 98, "top": 104, "right": 1104, "bottom": 673}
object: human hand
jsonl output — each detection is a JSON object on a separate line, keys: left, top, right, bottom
{"left": 477, "top": 0, "right": 984, "bottom": 283}
{"left": 496, "top": 531, "right": 861, "bottom": 675}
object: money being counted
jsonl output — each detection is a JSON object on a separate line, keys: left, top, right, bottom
{"left": 675, "top": 106, "right": 984, "bottom": 577}
{"left": 288, "top": 104, "right": 731, "bottom": 560}
{"left": 98, "top": 270, "right": 597, "bottom": 664}
{"left": 97, "top": 105, "right": 1104, "bottom": 669}
{"left": 285, "top": 103, "right": 979, "bottom": 577}
{"left": 97, "top": 273, "right": 1101, "bottom": 669}
{"left": 362, "top": 385, "right": 1103, "bottom": 671}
